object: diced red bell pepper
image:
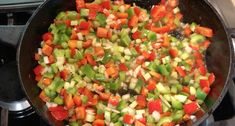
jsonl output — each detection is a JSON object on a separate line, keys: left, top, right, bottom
{"left": 85, "top": 53, "right": 97, "bottom": 66}
{"left": 83, "top": 88, "right": 94, "bottom": 99}
{"left": 169, "top": 48, "right": 178, "bottom": 58}
{"left": 208, "top": 73, "right": 215, "bottom": 85}
{"left": 195, "top": 26, "right": 213, "bottom": 37}
{"left": 198, "top": 65, "right": 207, "bottom": 76}
{"left": 75, "top": 106, "right": 86, "bottom": 120}
{"left": 94, "top": 46, "right": 105, "bottom": 57}
{"left": 88, "top": 9, "right": 97, "bottom": 20}
{"left": 148, "top": 51, "right": 156, "bottom": 61}
{"left": 100, "top": 0, "right": 111, "bottom": 10}
{"left": 142, "top": 51, "right": 150, "bottom": 59}
{"left": 64, "top": 19, "right": 71, "bottom": 27}
{"left": 202, "top": 87, "right": 211, "bottom": 94}
{"left": 42, "top": 32, "right": 53, "bottom": 41}
{"left": 201, "top": 40, "right": 211, "bottom": 48}
{"left": 134, "top": 7, "right": 141, "bottom": 16}
{"left": 79, "top": 21, "right": 90, "bottom": 30}
{"left": 135, "top": 120, "right": 145, "bottom": 126}
{"left": 132, "top": 31, "right": 141, "bottom": 40}
{"left": 99, "top": 92, "right": 111, "bottom": 101}
{"left": 148, "top": 99, "right": 162, "bottom": 114}
{"left": 137, "top": 95, "right": 146, "bottom": 107}
{"left": 42, "top": 44, "right": 53, "bottom": 56}
{"left": 60, "top": 69, "right": 69, "bottom": 81}
{"left": 200, "top": 79, "right": 210, "bottom": 88}
{"left": 70, "top": 48, "right": 76, "bottom": 57}
{"left": 97, "top": 27, "right": 108, "bottom": 38}
{"left": 150, "top": 5, "right": 166, "bottom": 22}
{"left": 184, "top": 25, "right": 192, "bottom": 37}
{"left": 123, "top": 114, "right": 134, "bottom": 124}
{"left": 93, "top": 119, "right": 105, "bottom": 126}
{"left": 128, "top": 15, "right": 139, "bottom": 28}
{"left": 135, "top": 45, "right": 142, "bottom": 54}
{"left": 83, "top": 39, "right": 92, "bottom": 48}
{"left": 73, "top": 95, "right": 82, "bottom": 106}
{"left": 119, "top": 63, "right": 128, "bottom": 71}
{"left": 141, "top": 87, "right": 149, "bottom": 96}
{"left": 183, "top": 102, "right": 199, "bottom": 115}
{"left": 167, "top": 0, "right": 179, "bottom": 8}
{"left": 85, "top": 3, "right": 102, "bottom": 12}
{"left": 33, "top": 65, "right": 44, "bottom": 76}
{"left": 39, "top": 91, "right": 50, "bottom": 102}
{"left": 147, "top": 78, "right": 156, "bottom": 91}
{"left": 108, "top": 96, "right": 119, "bottom": 106}
{"left": 76, "top": 0, "right": 85, "bottom": 11}
{"left": 65, "top": 94, "right": 75, "bottom": 109}
{"left": 175, "top": 66, "right": 186, "bottom": 77}
{"left": 151, "top": 25, "right": 170, "bottom": 34}
{"left": 49, "top": 106, "right": 68, "bottom": 121}
{"left": 88, "top": 97, "right": 98, "bottom": 106}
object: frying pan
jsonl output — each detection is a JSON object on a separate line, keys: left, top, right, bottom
{"left": 1, "top": 0, "right": 234, "bottom": 125}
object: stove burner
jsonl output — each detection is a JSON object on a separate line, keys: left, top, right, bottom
{"left": 0, "top": 98, "right": 30, "bottom": 112}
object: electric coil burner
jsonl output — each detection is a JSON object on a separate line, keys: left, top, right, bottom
{"left": 0, "top": 0, "right": 235, "bottom": 126}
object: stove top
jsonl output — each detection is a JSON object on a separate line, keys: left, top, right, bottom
{"left": 0, "top": 0, "right": 235, "bottom": 126}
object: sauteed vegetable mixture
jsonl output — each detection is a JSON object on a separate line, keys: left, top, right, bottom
{"left": 34, "top": 0, "right": 215, "bottom": 125}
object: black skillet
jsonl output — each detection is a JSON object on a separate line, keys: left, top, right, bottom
{"left": 0, "top": 0, "right": 234, "bottom": 125}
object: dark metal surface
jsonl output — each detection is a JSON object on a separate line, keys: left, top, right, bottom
{"left": 0, "top": 0, "right": 230, "bottom": 125}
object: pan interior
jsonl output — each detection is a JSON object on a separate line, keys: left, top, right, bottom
{"left": 18, "top": 0, "right": 232, "bottom": 125}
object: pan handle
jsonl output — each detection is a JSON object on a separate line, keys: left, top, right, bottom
{"left": 0, "top": 25, "right": 25, "bottom": 48}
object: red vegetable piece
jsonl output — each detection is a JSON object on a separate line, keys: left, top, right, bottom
{"left": 83, "top": 39, "right": 92, "bottom": 48}
{"left": 148, "top": 99, "right": 162, "bottom": 114}
{"left": 148, "top": 51, "right": 156, "bottom": 61}
{"left": 132, "top": 31, "right": 141, "bottom": 40}
{"left": 150, "top": 5, "right": 166, "bottom": 22}
{"left": 147, "top": 79, "right": 156, "bottom": 91}
{"left": 100, "top": 0, "right": 111, "bottom": 10}
{"left": 93, "top": 119, "right": 105, "bottom": 126}
{"left": 169, "top": 48, "right": 178, "bottom": 58}
{"left": 200, "top": 79, "right": 210, "bottom": 88}
{"left": 195, "top": 26, "right": 213, "bottom": 37}
{"left": 183, "top": 102, "right": 198, "bottom": 115}
{"left": 88, "top": 9, "right": 97, "bottom": 20}
{"left": 136, "top": 95, "right": 146, "bottom": 107}
{"left": 108, "top": 96, "right": 119, "bottom": 106}
{"left": 123, "top": 114, "right": 134, "bottom": 124}
{"left": 175, "top": 66, "right": 186, "bottom": 77}
{"left": 75, "top": 106, "right": 86, "bottom": 120}
{"left": 198, "top": 65, "right": 207, "bottom": 76}
{"left": 128, "top": 15, "right": 139, "bottom": 28}
{"left": 79, "top": 21, "right": 90, "bottom": 30}
{"left": 42, "top": 32, "right": 53, "bottom": 41}
{"left": 85, "top": 53, "right": 97, "bottom": 66}
{"left": 76, "top": 0, "right": 85, "bottom": 12}
{"left": 65, "top": 94, "right": 75, "bottom": 109}
{"left": 33, "top": 65, "right": 44, "bottom": 75}
{"left": 60, "top": 69, "right": 69, "bottom": 81}
{"left": 134, "top": 7, "right": 141, "bottom": 16}
{"left": 119, "top": 63, "right": 128, "bottom": 71}
{"left": 208, "top": 73, "right": 215, "bottom": 85}
{"left": 49, "top": 106, "right": 68, "bottom": 121}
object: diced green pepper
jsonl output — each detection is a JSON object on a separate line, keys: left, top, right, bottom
{"left": 96, "top": 13, "right": 107, "bottom": 27}
{"left": 117, "top": 100, "right": 127, "bottom": 111}
{"left": 119, "top": 71, "right": 126, "bottom": 81}
{"left": 80, "top": 8, "right": 89, "bottom": 17}
{"left": 80, "top": 64, "right": 95, "bottom": 79}
{"left": 147, "top": 31, "right": 157, "bottom": 41}
{"left": 190, "top": 33, "right": 205, "bottom": 43}
{"left": 157, "top": 65, "right": 170, "bottom": 76}
{"left": 147, "top": 115, "right": 155, "bottom": 123}
{"left": 67, "top": 11, "right": 78, "bottom": 20}
{"left": 81, "top": 95, "right": 88, "bottom": 104}
{"left": 172, "top": 110, "right": 184, "bottom": 121}
{"left": 54, "top": 96, "right": 64, "bottom": 105}
{"left": 120, "top": 34, "right": 131, "bottom": 47}
{"left": 196, "top": 88, "right": 207, "bottom": 100}
{"left": 95, "top": 74, "right": 106, "bottom": 81}
{"left": 171, "top": 97, "right": 183, "bottom": 110}
{"left": 43, "top": 72, "right": 54, "bottom": 78}
{"left": 126, "top": 8, "right": 135, "bottom": 18}
{"left": 56, "top": 12, "right": 66, "bottom": 20}
{"left": 53, "top": 48, "right": 65, "bottom": 57}
{"left": 67, "top": 87, "right": 77, "bottom": 95}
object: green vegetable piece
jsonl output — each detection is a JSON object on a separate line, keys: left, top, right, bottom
{"left": 196, "top": 88, "right": 207, "bottom": 100}
{"left": 67, "top": 11, "right": 78, "bottom": 20}
{"left": 147, "top": 115, "right": 155, "bottom": 123}
{"left": 74, "top": 50, "right": 83, "bottom": 60}
{"left": 101, "top": 53, "right": 111, "bottom": 64}
{"left": 119, "top": 72, "right": 126, "bottom": 81}
{"left": 120, "top": 34, "right": 131, "bottom": 47}
{"left": 54, "top": 96, "right": 64, "bottom": 105}
{"left": 157, "top": 117, "right": 173, "bottom": 126}
{"left": 53, "top": 48, "right": 65, "bottom": 57}
{"left": 95, "top": 74, "right": 106, "bottom": 81}
{"left": 117, "top": 100, "right": 127, "bottom": 111}
{"left": 80, "top": 64, "right": 95, "bottom": 79}
{"left": 172, "top": 98, "right": 183, "bottom": 110}
{"left": 67, "top": 87, "right": 77, "bottom": 95}
{"left": 111, "top": 113, "right": 120, "bottom": 122}
{"left": 96, "top": 13, "right": 107, "bottom": 27}
{"left": 80, "top": 8, "right": 89, "bottom": 17}
{"left": 114, "top": 121, "right": 122, "bottom": 126}
{"left": 56, "top": 12, "right": 66, "bottom": 20}
{"left": 147, "top": 31, "right": 157, "bottom": 41}
{"left": 190, "top": 33, "right": 205, "bottom": 43}
{"left": 44, "top": 88, "right": 57, "bottom": 98}
{"left": 157, "top": 65, "right": 170, "bottom": 76}
{"left": 81, "top": 95, "right": 88, "bottom": 104}
{"left": 172, "top": 110, "right": 184, "bottom": 121}
{"left": 43, "top": 72, "right": 54, "bottom": 79}
{"left": 126, "top": 8, "right": 135, "bottom": 18}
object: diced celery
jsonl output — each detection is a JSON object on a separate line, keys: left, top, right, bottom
{"left": 156, "top": 83, "right": 170, "bottom": 94}
{"left": 96, "top": 13, "right": 107, "bottom": 27}
{"left": 171, "top": 96, "right": 183, "bottom": 110}
{"left": 120, "top": 34, "right": 131, "bottom": 47}
{"left": 67, "top": 11, "right": 78, "bottom": 20}
{"left": 81, "top": 95, "right": 88, "bottom": 104}
{"left": 190, "top": 33, "right": 205, "bottom": 43}
{"left": 172, "top": 110, "right": 184, "bottom": 121}
{"left": 174, "top": 94, "right": 188, "bottom": 103}
{"left": 56, "top": 12, "right": 66, "bottom": 20}
{"left": 80, "top": 8, "right": 89, "bottom": 17}
{"left": 53, "top": 49, "right": 65, "bottom": 57}
{"left": 54, "top": 96, "right": 64, "bottom": 105}
{"left": 80, "top": 64, "right": 95, "bottom": 79}
{"left": 117, "top": 100, "right": 127, "bottom": 111}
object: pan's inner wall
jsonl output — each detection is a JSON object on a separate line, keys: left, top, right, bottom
{"left": 18, "top": 0, "right": 231, "bottom": 126}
